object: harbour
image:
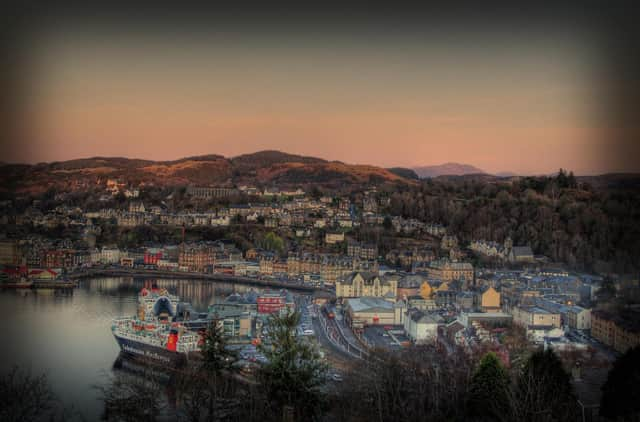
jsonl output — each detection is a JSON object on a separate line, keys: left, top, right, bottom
{"left": 0, "top": 276, "right": 310, "bottom": 421}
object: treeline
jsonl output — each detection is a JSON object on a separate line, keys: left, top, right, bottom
{"left": 335, "top": 347, "right": 580, "bottom": 422}
{"left": 385, "top": 170, "right": 640, "bottom": 274}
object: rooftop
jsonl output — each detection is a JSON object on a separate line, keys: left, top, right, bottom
{"left": 345, "top": 297, "right": 394, "bottom": 313}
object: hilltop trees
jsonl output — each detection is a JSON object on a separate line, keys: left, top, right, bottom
{"left": 385, "top": 172, "right": 640, "bottom": 273}
{"left": 600, "top": 346, "right": 640, "bottom": 420}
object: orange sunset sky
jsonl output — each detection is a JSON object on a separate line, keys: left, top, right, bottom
{"left": 10, "top": 21, "right": 627, "bottom": 175}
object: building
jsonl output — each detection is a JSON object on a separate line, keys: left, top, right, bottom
{"left": 446, "top": 320, "right": 466, "bottom": 346}
{"left": 591, "top": 310, "right": 640, "bottom": 353}
{"left": 347, "top": 242, "right": 378, "bottom": 260}
{"left": 179, "top": 243, "right": 215, "bottom": 272}
{"left": 459, "top": 312, "right": 513, "bottom": 328}
{"left": 129, "top": 201, "right": 146, "bottom": 213}
{"left": 478, "top": 286, "right": 501, "bottom": 312}
{"left": 386, "top": 248, "right": 435, "bottom": 269}
{"left": 404, "top": 309, "right": 442, "bottom": 343}
{"left": 535, "top": 298, "right": 592, "bottom": 331}
{"left": 427, "top": 259, "right": 474, "bottom": 286}
{"left": 186, "top": 186, "right": 238, "bottom": 199}
{"left": 143, "top": 248, "right": 163, "bottom": 265}
{"left": 0, "top": 240, "right": 19, "bottom": 265}
{"left": 527, "top": 326, "right": 565, "bottom": 344}
{"left": 344, "top": 297, "right": 397, "bottom": 328}
{"left": 335, "top": 272, "right": 398, "bottom": 299}
{"left": 509, "top": 246, "right": 534, "bottom": 263}
{"left": 259, "top": 256, "right": 278, "bottom": 276}
{"left": 469, "top": 240, "right": 507, "bottom": 260}
{"left": 456, "top": 291, "right": 475, "bottom": 311}
{"left": 256, "top": 291, "right": 294, "bottom": 315}
{"left": 407, "top": 295, "right": 437, "bottom": 311}
{"left": 92, "top": 247, "right": 122, "bottom": 265}
{"left": 43, "top": 249, "right": 75, "bottom": 269}
{"left": 208, "top": 304, "right": 253, "bottom": 338}
{"left": 325, "top": 232, "right": 345, "bottom": 244}
{"left": 211, "top": 215, "right": 231, "bottom": 226}
{"left": 566, "top": 306, "right": 591, "bottom": 330}
{"left": 512, "top": 306, "right": 561, "bottom": 329}
{"left": 396, "top": 274, "right": 425, "bottom": 298}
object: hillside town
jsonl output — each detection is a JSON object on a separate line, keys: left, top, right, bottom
{"left": 2, "top": 177, "right": 637, "bottom": 368}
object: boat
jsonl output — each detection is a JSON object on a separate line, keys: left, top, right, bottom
{"left": 31, "top": 279, "right": 76, "bottom": 289}
{"left": 0, "top": 278, "right": 33, "bottom": 289}
{"left": 111, "top": 285, "right": 201, "bottom": 366}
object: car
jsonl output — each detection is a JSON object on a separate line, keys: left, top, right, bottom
{"left": 331, "top": 373, "right": 343, "bottom": 382}
{"left": 303, "top": 329, "right": 314, "bottom": 336}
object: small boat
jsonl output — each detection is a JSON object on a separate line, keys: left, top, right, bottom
{"left": 0, "top": 279, "right": 33, "bottom": 289}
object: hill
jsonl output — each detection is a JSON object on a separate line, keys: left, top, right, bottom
{"left": 0, "top": 151, "right": 415, "bottom": 194}
{"left": 386, "top": 167, "right": 420, "bottom": 180}
{"left": 412, "top": 162, "right": 486, "bottom": 178}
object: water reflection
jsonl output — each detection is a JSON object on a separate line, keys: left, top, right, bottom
{"left": 86, "top": 276, "right": 279, "bottom": 310}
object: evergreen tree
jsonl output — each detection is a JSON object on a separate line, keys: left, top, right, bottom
{"left": 466, "top": 352, "right": 512, "bottom": 421}
{"left": 199, "top": 320, "right": 238, "bottom": 420}
{"left": 201, "top": 319, "right": 237, "bottom": 375}
{"left": 600, "top": 346, "right": 640, "bottom": 420}
{"left": 516, "top": 349, "right": 577, "bottom": 421}
{"left": 258, "top": 310, "right": 327, "bottom": 420}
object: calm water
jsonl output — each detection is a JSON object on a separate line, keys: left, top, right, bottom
{"left": 0, "top": 277, "right": 279, "bottom": 421}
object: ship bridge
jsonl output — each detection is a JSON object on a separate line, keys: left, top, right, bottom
{"left": 153, "top": 296, "right": 176, "bottom": 318}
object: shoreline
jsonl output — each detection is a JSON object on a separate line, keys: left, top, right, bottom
{"left": 68, "top": 267, "right": 328, "bottom": 293}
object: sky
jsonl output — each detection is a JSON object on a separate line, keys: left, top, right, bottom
{"left": 6, "top": 10, "right": 633, "bottom": 175}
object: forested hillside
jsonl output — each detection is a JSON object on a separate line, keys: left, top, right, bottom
{"left": 386, "top": 170, "right": 640, "bottom": 273}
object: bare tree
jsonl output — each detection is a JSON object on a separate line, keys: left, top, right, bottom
{"left": 336, "top": 345, "right": 474, "bottom": 421}
{"left": 0, "top": 366, "right": 64, "bottom": 422}
{"left": 97, "top": 368, "right": 167, "bottom": 421}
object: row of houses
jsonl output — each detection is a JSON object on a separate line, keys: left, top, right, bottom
{"left": 469, "top": 239, "right": 535, "bottom": 263}
{"left": 591, "top": 309, "right": 640, "bottom": 353}
{"left": 259, "top": 254, "right": 379, "bottom": 284}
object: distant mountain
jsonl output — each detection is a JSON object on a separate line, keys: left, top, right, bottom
{"left": 412, "top": 162, "right": 486, "bottom": 178}
{"left": 0, "top": 150, "right": 416, "bottom": 194}
{"left": 386, "top": 167, "right": 420, "bottom": 180}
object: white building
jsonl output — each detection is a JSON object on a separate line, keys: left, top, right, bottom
{"left": 211, "top": 215, "right": 231, "bottom": 226}
{"left": 91, "top": 247, "right": 122, "bottom": 264}
{"left": 404, "top": 309, "right": 442, "bottom": 343}
{"left": 325, "top": 232, "right": 345, "bottom": 244}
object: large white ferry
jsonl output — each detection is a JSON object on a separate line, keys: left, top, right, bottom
{"left": 111, "top": 285, "right": 201, "bottom": 366}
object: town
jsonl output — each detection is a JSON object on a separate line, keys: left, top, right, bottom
{"left": 2, "top": 172, "right": 638, "bottom": 419}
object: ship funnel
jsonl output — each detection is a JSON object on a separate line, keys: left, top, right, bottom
{"left": 167, "top": 329, "right": 179, "bottom": 352}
